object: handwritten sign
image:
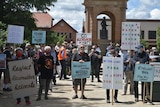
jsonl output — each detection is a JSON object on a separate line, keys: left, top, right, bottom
{"left": 153, "top": 66, "right": 160, "bottom": 81}
{"left": 76, "top": 33, "right": 92, "bottom": 46}
{"left": 8, "top": 59, "right": 37, "bottom": 98}
{"left": 121, "top": 22, "right": 140, "bottom": 50}
{"left": 103, "top": 57, "right": 123, "bottom": 89}
{"left": 71, "top": 61, "right": 91, "bottom": 79}
{"left": 7, "top": 25, "right": 24, "bottom": 44}
{"left": 134, "top": 64, "right": 155, "bottom": 82}
{"left": 0, "top": 54, "right": 6, "bottom": 69}
{"left": 32, "top": 30, "right": 46, "bottom": 44}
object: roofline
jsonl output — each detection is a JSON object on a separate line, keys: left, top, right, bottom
{"left": 53, "top": 19, "right": 78, "bottom": 33}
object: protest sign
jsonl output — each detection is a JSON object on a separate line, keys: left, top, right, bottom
{"left": 32, "top": 30, "right": 46, "bottom": 44}
{"left": 76, "top": 33, "right": 92, "bottom": 46}
{"left": 121, "top": 22, "right": 140, "bottom": 50}
{"left": 8, "top": 59, "right": 37, "bottom": 98}
{"left": 134, "top": 64, "right": 155, "bottom": 82}
{"left": 103, "top": 57, "right": 123, "bottom": 89}
{"left": 7, "top": 25, "right": 24, "bottom": 44}
{"left": 0, "top": 54, "right": 6, "bottom": 69}
{"left": 71, "top": 61, "right": 91, "bottom": 79}
{"left": 153, "top": 66, "right": 160, "bottom": 81}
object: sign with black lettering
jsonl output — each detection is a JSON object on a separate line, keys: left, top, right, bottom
{"left": 8, "top": 59, "right": 37, "bottom": 98}
{"left": 32, "top": 30, "right": 46, "bottom": 44}
{"left": 76, "top": 33, "right": 92, "bottom": 46}
{"left": 134, "top": 64, "right": 155, "bottom": 82}
{"left": 71, "top": 61, "right": 91, "bottom": 79}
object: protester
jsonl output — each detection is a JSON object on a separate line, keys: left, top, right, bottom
{"left": 72, "top": 44, "right": 90, "bottom": 99}
{"left": 58, "top": 43, "right": 69, "bottom": 80}
{"left": 55, "top": 42, "right": 60, "bottom": 53}
{"left": 36, "top": 46, "right": 55, "bottom": 101}
{"left": 123, "top": 50, "right": 134, "bottom": 95}
{"left": 50, "top": 44, "right": 57, "bottom": 85}
{"left": 3, "top": 44, "right": 12, "bottom": 91}
{"left": 133, "top": 44, "right": 150, "bottom": 102}
{"left": 106, "top": 48, "right": 120, "bottom": 103}
{"left": 25, "top": 43, "right": 35, "bottom": 59}
{"left": 13, "top": 47, "right": 31, "bottom": 105}
{"left": 89, "top": 45, "right": 102, "bottom": 82}
{"left": 0, "top": 47, "right": 4, "bottom": 94}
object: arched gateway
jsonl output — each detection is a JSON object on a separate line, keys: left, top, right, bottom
{"left": 83, "top": 0, "right": 128, "bottom": 54}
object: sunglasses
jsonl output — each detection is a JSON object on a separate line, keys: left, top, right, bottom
{"left": 80, "top": 47, "right": 84, "bottom": 48}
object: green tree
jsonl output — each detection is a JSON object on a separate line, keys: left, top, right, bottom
{"left": 156, "top": 27, "right": 160, "bottom": 51}
{"left": 0, "top": 21, "right": 7, "bottom": 48}
{"left": 0, "top": 0, "right": 57, "bottom": 43}
{"left": 46, "top": 31, "right": 66, "bottom": 45}
{"left": 140, "top": 35, "right": 148, "bottom": 48}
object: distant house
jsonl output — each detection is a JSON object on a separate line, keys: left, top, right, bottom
{"left": 50, "top": 19, "right": 78, "bottom": 43}
{"left": 32, "top": 12, "right": 53, "bottom": 30}
{"left": 32, "top": 13, "right": 77, "bottom": 43}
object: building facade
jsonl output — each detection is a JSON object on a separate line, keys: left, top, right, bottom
{"left": 50, "top": 19, "right": 77, "bottom": 43}
{"left": 97, "top": 19, "right": 160, "bottom": 48}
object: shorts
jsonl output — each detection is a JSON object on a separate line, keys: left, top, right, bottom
{"left": 73, "top": 78, "right": 86, "bottom": 86}
{"left": 3, "top": 69, "right": 10, "bottom": 79}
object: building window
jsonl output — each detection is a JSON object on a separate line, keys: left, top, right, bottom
{"left": 148, "top": 31, "right": 156, "bottom": 39}
{"left": 141, "top": 31, "right": 144, "bottom": 39}
{"left": 69, "top": 33, "right": 72, "bottom": 38}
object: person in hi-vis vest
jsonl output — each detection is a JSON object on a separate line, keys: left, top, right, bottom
{"left": 58, "top": 43, "right": 69, "bottom": 80}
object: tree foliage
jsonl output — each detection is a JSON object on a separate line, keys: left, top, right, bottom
{"left": 140, "top": 35, "right": 148, "bottom": 49}
{"left": 0, "top": 0, "right": 57, "bottom": 44}
{"left": 46, "top": 31, "right": 66, "bottom": 45}
{"left": 156, "top": 27, "right": 160, "bottom": 51}
{"left": 0, "top": 21, "right": 7, "bottom": 48}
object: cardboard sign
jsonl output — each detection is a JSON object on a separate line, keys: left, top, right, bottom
{"left": 8, "top": 59, "right": 37, "bottom": 98}
{"left": 76, "top": 33, "right": 92, "bottom": 46}
{"left": 71, "top": 61, "right": 91, "bottom": 79}
{"left": 32, "top": 30, "right": 46, "bottom": 44}
{"left": 134, "top": 64, "right": 155, "bottom": 82}
{"left": 7, "top": 25, "right": 24, "bottom": 44}
{"left": 121, "top": 22, "right": 140, "bottom": 50}
{"left": 103, "top": 57, "right": 123, "bottom": 89}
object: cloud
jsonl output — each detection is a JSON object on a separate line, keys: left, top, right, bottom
{"left": 49, "top": 0, "right": 85, "bottom": 32}
{"left": 126, "top": 6, "right": 151, "bottom": 19}
{"left": 150, "top": 8, "right": 160, "bottom": 19}
{"left": 47, "top": 0, "right": 160, "bottom": 32}
{"left": 140, "top": 0, "right": 160, "bottom": 6}
{"left": 126, "top": 0, "right": 160, "bottom": 19}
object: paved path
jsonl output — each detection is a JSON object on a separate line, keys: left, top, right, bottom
{"left": 0, "top": 75, "right": 160, "bottom": 107}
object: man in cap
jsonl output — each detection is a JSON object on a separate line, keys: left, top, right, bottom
{"left": 133, "top": 44, "right": 150, "bottom": 102}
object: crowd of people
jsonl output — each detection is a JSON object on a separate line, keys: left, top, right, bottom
{"left": 0, "top": 41, "right": 158, "bottom": 105}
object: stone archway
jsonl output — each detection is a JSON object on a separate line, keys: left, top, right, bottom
{"left": 83, "top": 0, "right": 128, "bottom": 54}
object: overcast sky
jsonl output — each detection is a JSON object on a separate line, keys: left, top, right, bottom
{"left": 48, "top": 0, "right": 160, "bottom": 32}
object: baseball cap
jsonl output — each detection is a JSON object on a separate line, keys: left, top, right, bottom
{"left": 136, "top": 44, "right": 144, "bottom": 49}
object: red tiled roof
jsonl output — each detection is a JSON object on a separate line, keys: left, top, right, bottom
{"left": 32, "top": 12, "right": 53, "bottom": 28}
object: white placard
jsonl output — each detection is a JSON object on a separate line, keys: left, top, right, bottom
{"left": 76, "top": 33, "right": 92, "bottom": 46}
{"left": 7, "top": 25, "right": 24, "bottom": 44}
{"left": 102, "top": 57, "right": 123, "bottom": 89}
{"left": 121, "top": 22, "right": 140, "bottom": 50}
{"left": 154, "top": 66, "right": 160, "bottom": 81}
{"left": 8, "top": 59, "right": 37, "bottom": 98}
